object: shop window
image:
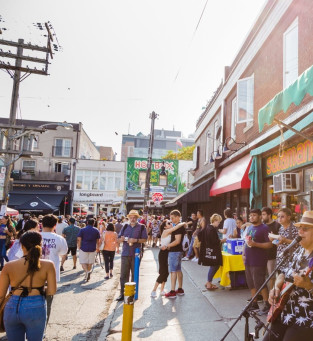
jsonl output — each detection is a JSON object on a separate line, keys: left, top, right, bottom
{"left": 91, "top": 171, "right": 99, "bottom": 190}
{"left": 100, "top": 172, "right": 106, "bottom": 190}
{"left": 22, "top": 160, "right": 35, "bottom": 174}
{"left": 284, "top": 18, "right": 298, "bottom": 88}
{"left": 237, "top": 75, "right": 254, "bottom": 124}
{"left": 83, "top": 171, "right": 91, "bottom": 190}
{"left": 115, "top": 176, "right": 121, "bottom": 190}
{"left": 107, "top": 174, "right": 114, "bottom": 191}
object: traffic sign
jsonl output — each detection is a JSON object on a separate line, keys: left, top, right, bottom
{"left": 152, "top": 192, "right": 163, "bottom": 202}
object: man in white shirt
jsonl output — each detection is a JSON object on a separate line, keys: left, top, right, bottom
{"left": 219, "top": 208, "right": 236, "bottom": 242}
{"left": 55, "top": 216, "right": 68, "bottom": 235}
{"left": 41, "top": 214, "right": 68, "bottom": 325}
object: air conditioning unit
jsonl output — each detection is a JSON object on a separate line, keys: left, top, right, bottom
{"left": 273, "top": 173, "right": 299, "bottom": 193}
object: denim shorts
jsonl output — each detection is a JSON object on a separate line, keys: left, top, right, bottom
{"left": 4, "top": 294, "right": 46, "bottom": 341}
{"left": 168, "top": 251, "right": 183, "bottom": 272}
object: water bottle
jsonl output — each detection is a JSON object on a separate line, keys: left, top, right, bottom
{"left": 223, "top": 243, "right": 228, "bottom": 252}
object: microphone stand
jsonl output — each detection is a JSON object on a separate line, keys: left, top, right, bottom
{"left": 220, "top": 247, "right": 296, "bottom": 341}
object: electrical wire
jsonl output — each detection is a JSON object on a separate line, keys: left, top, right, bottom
{"left": 174, "top": 0, "right": 209, "bottom": 82}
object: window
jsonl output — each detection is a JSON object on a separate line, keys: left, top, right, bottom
{"left": 231, "top": 97, "right": 237, "bottom": 139}
{"left": 237, "top": 75, "right": 254, "bottom": 124}
{"left": 76, "top": 170, "right": 83, "bottom": 189}
{"left": 83, "top": 171, "right": 91, "bottom": 190}
{"left": 91, "top": 171, "right": 99, "bottom": 190}
{"left": 213, "top": 120, "right": 220, "bottom": 153}
{"left": 100, "top": 172, "right": 106, "bottom": 190}
{"left": 33, "top": 135, "right": 38, "bottom": 149}
{"left": 22, "top": 160, "right": 35, "bottom": 174}
{"left": 205, "top": 134, "right": 210, "bottom": 163}
{"left": 55, "top": 162, "right": 70, "bottom": 174}
{"left": 54, "top": 139, "right": 72, "bottom": 157}
{"left": 284, "top": 18, "right": 298, "bottom": 88}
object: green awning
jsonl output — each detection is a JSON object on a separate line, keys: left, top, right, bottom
{"left": 258, "top": 64, "right": 313, "bottom": 132}
{"left": 248, "top": 156, "right": 263, "bottom": 209}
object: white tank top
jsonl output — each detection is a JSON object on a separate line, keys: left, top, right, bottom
{"left": 161, "top": 234, "right": 171, "bottom": 247}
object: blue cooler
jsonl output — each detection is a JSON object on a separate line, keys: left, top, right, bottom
{"left": 226, "top": 239, "right": 244, "bottom": 255}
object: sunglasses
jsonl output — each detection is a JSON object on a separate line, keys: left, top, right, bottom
{"left": 296, "top": 226, "right": 312, "bottom": 232}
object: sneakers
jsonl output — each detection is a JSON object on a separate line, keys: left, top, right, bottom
{"left": 165, "top": 290, "right": 177, "bottom": 299}
{"left": 257, "top": 302, "right": 271, "bottom": 316}
{"left": 176, "top": 288, "right": 185, "bottom": 296}
{"left": 150, "top": 291, "right": 157, "bottom": 298}
{"left": 182, "top": 257, "right": 190, "bottom": 261}
{"left": 60, "top": 265, "right": 64, "bottom": 272}
{"left": 160, "top": 290, "right": 166, "bottom": 296}
{"left": 73, "top": 266, "right": 76, "bottom": 270}
{"left": 104, "top": 276, "right": 109, "bottom": 280}
{"left": 192, "top": 258, "right": 198, "bottom": 262}
{"left": 247, "top": 302, "right": 259, "bottom": 312}
{"left": 110, "top": 273, "right": 113, "bottom": 278}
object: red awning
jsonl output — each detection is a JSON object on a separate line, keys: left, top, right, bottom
{"left": 210, "top": 154, "right": 252, "bottom": 196}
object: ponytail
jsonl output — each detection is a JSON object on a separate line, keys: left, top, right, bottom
{"left": 20, "top": 231, "right": 42, "bottom": 274}
{"left": 27, "top": 245, "right": 41, "bottom": 274}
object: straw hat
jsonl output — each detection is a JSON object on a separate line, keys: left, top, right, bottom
{"left": 127, "top": 210, "right": 140, "bottom": 218}
{"left": 294, "top": 211, "right": 313, "bottom": 228}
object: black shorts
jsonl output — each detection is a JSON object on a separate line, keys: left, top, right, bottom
{"left": 67, "top": 247, "right": 77, "bottom": 256}
{"left": 245, "top": 265, "right": 266, "bottom": 290}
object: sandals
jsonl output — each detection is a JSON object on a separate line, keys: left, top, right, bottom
{"left": 205, "top": 284, "right": 218, "bottom": 290}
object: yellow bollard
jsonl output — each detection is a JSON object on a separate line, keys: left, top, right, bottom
{"left": 121, "top": 282, "right": 136, "bottom": 341}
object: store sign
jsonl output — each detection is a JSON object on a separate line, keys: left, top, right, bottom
{"left": 12, "top": 183, "right": 70, "bottom": 191}
{"left": 265, "top": 140, "right": 313, "bottom": 177}
{"left": 73, "top": 191, "right": 123, "bottom": 202}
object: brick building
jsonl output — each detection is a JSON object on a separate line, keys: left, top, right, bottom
{"left": 168, "top": 0, "right": 313, "bottom": 222}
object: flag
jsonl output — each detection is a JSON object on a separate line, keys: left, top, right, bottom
{"left": 176, "top": 138, "right": 183, "bottom": 148}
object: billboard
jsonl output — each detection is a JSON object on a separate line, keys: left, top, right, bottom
{"left": 126, "top": 158, "right": 179, "bottom": 193}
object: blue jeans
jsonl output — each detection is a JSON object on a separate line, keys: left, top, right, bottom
{"left": 168, "top": 252, "right": 183, "bottom": 272}
{"left": 186, "top": 236, "right": 195, "bottom": 258}
{"left": 4, "top": 295, "right": 47, "bottom": 341}
{"left": 0, "top": 238, "right": 8, "bottom": 266}
{"left": 207, "top": 265, "right": 220, "bottom": 282}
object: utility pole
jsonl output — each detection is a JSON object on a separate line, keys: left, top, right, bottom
{"left": 143, "top": 111, "right": 158, "bottom": 210}
{"left": 0, "top": 23, "right": 55, "bottom": 207}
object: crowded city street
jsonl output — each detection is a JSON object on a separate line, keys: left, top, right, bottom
{"left": 1, "top": 0, "right": 313, "bottom": 340}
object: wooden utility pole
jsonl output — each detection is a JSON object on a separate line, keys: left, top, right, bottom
{"left": 0, "top": 25, "right": 55, "bottom": 206}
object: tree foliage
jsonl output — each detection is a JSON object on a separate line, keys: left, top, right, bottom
{"left": 162, "top": 145, "right": 195, "bottom": 160}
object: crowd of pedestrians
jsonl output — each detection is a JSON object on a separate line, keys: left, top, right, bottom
{"left": 0, "top": 205, "right": 312, "bottom": 340}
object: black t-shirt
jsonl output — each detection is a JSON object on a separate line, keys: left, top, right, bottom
{"left": 170, "top": 226, "right": 185, "bottom": 252}
{"left": 187, "top": 218, "right": 197, "bottom": 233}
{"left": 266, "top": 220, "right": 281, "bottom": 260}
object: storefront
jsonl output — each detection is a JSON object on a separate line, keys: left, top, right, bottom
{"left": 209, "top": 154, "right": 252, "bottom": 221}
{"left": 8, "top": 182, "right": 70, "bottom": 215}
{"left": 263, "top": 139, "right": 313, "bottom": 220}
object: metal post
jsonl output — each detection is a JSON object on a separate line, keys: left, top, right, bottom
{"left": 143, "top": 111, "right": 158, "bottom": 208}
{"left": 121, "top": 282, "right": 136, "bottom": 341}
{"left": 134, "top": 248, "right": 140, "bottom": 300}
{"left": 2, "top": 39, "right": 23, "bottom": 206}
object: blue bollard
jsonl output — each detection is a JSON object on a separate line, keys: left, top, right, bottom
{"left": 134, "top": 247, "right": 140, "bottom": 300}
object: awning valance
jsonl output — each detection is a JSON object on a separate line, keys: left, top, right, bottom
{"left": 165, "top": 178, "right": 214, "bottom": 207}
{"left": 258, "top": 64, "right": 313, "bottom": 132}
{"left": 15, "top": 196, "right": 57, "bottom": 212}
{"left": 210, "top": 155, "right": 252, "bottom": 196}
{"left": 8, "top": 193, "right": 65, "bottom": 210}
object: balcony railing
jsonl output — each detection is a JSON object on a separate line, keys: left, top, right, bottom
{"left": 52, "top": 146, "right": 73, "bottom": 158}
{"left": 13, "top": 170, "right": 71, "bottom": 182}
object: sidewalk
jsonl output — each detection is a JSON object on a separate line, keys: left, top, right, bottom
{"left": 100, "top": 248, "right": 266, "bottom": 341}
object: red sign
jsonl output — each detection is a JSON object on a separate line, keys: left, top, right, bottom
{"left": 152, "top": 192, "right": 163, "bottom": 202}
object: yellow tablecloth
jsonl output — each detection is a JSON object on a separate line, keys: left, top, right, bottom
{"left": 213, "top": 251, "right": 245, "bottom": 287}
